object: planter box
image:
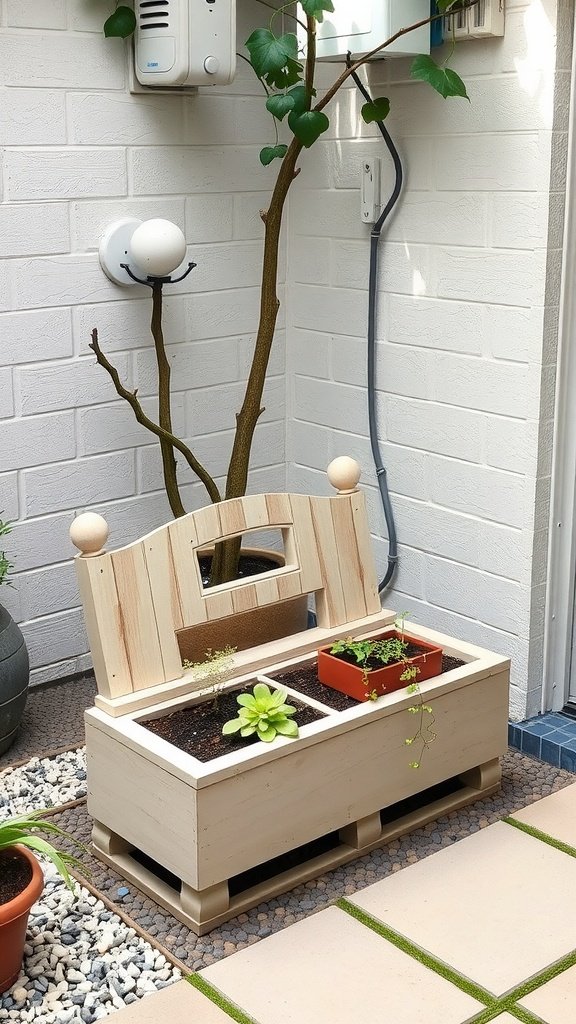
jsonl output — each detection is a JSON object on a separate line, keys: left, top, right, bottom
{"left": 72, "top": 475, "right": 510, "bottom": 935}
{"left": 317, "top": 630, "right": 443, "bottom": 702}
{"left": 85, "top": 619, "right": 509, "bottom": 934}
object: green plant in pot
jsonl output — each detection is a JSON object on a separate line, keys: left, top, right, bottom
{"left": 0, "top": 519, "right": 29, "bottom": 756}
{"left": 95, "top": 1, "right": 474, "bottom": 597}
{"left": 0, "top": 810, "right": 84, "bottom": 994}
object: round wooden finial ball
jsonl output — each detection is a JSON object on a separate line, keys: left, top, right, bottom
{"left": 70, "top": 512, "right": 109, "bottom": 556}
{"left": 327, "top": 456, "right": 361, "bottom": 494}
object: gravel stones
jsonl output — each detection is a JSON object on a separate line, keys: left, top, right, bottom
{"left": 0, "top": 749, "right": 87, "bottom": 815}
{"left": 0, "top": 863, "right": 181, "bottom": 1022}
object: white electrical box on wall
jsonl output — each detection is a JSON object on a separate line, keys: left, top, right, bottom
{"left": 308, "top": 0, "right": 430, "bottom": 61}
{"left": 134, "top": 0, "right": 235, "bottom": 87}
{"left": 444, "top": 0, "right": 504, "bottom": 39}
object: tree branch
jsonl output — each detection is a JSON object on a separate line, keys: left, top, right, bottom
{"left": 150, "top": 283, "right": 186, "bottom": 518}
{"left": 90, "top": 329, "right": 222, "bottom": 506}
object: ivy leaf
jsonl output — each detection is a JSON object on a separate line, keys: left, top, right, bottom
{"left": 361, "top": 96, "right": 390, "bottom": 124}
{"left": 246, "top": 29, "right": 298, "bottom": 79}
{"left": 287, "top": 84, "right": 313, "bottom": 114}
{"left": 299, "top": 0, "right": 334, "bottom": 23}
{"left": 265, "top": 94, "right": 295, "bottom": 121}
{"left": 288, "top": 109, "right": 329, "bottom": 147}
{"left": 104, "top": 5, "right": 136, "bottom": 38}
{"left": 264, "top": 58, "right": 303, "bottom": 90}
{"left": 437, "top": 0, "right": 464, "bottom": 11}
{"left": 410, "top": 54, "right": 469, "bottom": 100}
{"left": 259, "top": 144, "right": 288, "bottom": 165}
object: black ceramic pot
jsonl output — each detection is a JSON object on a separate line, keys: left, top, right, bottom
{"left": 0, "top": 603, "right": 29, "bottom": 755}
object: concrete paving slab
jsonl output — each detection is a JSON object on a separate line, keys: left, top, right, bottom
{"left": 511, "top": 782, "right": 576, "bottom": 848}
{"left": 201, "top": 906, "right": 484, "bottom": 1024}
{"left": 102, "top": 981, "right": 232, "bottom": 1023}
{"left": 519, "top": 964, "right": 576, "bottom": 1023}
{"left": 349, "top": 821, "right": 576, "bottom": 996}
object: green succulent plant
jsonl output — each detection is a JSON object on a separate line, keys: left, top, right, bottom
{"left": 0, "top": 810, "right": 86, "bottom": 894}
{"left": 222, "top": 683, "right": 299, "bottom": 743}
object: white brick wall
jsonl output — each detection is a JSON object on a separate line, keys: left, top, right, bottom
{"left": 0, "top": 0, "right": 569, "bottom": 716}
{"left": 0, "top": 0, "right": 286, "bottom": 683}
{"left": 286, "top": 0, "right": 568, "bottom": 720}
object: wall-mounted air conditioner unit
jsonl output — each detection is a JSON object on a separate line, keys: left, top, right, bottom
{"left": 309, "top": 0, "right": 431, "bottom": 62}
{"left": 134, "top": 0, "right": 235, "bottom": 87}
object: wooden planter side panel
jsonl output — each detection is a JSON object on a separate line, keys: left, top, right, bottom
{"left": 75, "top": 490, "right": 380, "bottom": 703}
{"left": 86, "top": 723, "right": 200, "bottom": 888}
{"left": 193, "top": 670, "right": 508, "bottom": 888}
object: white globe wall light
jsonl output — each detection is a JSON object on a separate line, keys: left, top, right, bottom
{"left": 129, "top": 219, "right": 187, "bottom": 278}
{"left": 99, "top": 217, "right": 195, "bottom": 288}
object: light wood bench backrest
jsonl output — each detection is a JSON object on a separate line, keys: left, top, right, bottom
{"left": 73, "top": 486, "right": 379, "bottom": 703}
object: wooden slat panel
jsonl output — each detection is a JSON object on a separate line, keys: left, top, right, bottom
{"left": 253, "top": 574, "right": 280, "bottom": 607}
{"left": 111, "top": 544, "right": 166, "bottom": 691}
{"left": 142, "top": 530, "right": 184, "bottom": 683}
{"left": 330, "top": 495, "right": 368, "bottom": 622}
{"left": 310, "top": 495, "right": 347, "bottom": 627}
{"left": 242, "top": 494, "right": 271, "bottom": 530}
{"left": 289, "top": 494, "right": 323, "bottom": 594}
{"left": 218, "top": 498, "right": 247, "bottom": 537}
{"left": 350, "top": 490, "right": 380, "bottom": 615}
{"left": 204, "top": 589, "right": 235, "bottom": 621}
{"left": 75, "top": 554, "right": 132, "bottom": 699}
{"left": 231, "top": 583, "right": 258, "bottom": 614}
{"left": 265, "top": 493, "right": 293, "bottom": 524}
{"left": 194, "top": 504, "right": 222, "bottom": 548}
{"left": 277, "top": 571, "right": 303, "bottom": 601}
{"left": 168, "top": 517, "right": 208, "bottom": 626}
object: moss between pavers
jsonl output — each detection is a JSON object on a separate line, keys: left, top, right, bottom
{"left": 186, "top": 973, "right": 258, "bottom": 1024}
{"left": 337, "top": 899, "right": 564, "bottom": 1024}
{"left": 504, "top": 814, "right": 576, "bottom": 859}
{"left": 184, "top": 818, "right": 576, "bottom": 1024}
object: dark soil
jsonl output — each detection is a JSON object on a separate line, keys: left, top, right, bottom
{"left": 272, "top": 654, "right": 467, "bottom": 709}
{"left": 271, "top": 661, "right": 357, "bottom": 711}
{"left": 141, "top": 687, "right": 326, "bottom": 762}
{"left": 0, "top": 850, "right": 32, "bottom": 905}
{"left": 198, "top": 553, "right": 277, "bottom": 588}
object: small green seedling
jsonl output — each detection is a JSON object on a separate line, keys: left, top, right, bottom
{"left": 183, "top": 646, "right": 237, "bottom": 708}
{"left": 222, "top": 682, "right": 299, "bottom": 743}
{"left": 0, "top": 810, "right": 86, "bottom": 893}
{"left": 330, "top": 635, "right": 409, "bottom": 688}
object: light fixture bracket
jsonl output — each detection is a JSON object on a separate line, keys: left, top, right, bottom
{"left": 99, "top": 217, "right": 144, "bottom": 287}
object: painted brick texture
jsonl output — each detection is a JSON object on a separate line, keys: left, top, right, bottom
{"left": 286, "top": 0, "right": 566, "bottom": 720}
{"left": 0, "top": 0, "right": 568, "bottom": 719}
{"left": 0, "top": 0, "right": 285, "bottom": 683}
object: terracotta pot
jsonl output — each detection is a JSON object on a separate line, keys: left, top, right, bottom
{"left": 176, "top": 547, "right": 309, "bottom": 664}
{"left": 317, "top": 631, "right": 443, "bottom": 702}
{"left": 0, "top": 846, "right": 44, "bottom": 994}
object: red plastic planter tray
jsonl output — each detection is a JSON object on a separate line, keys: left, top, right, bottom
{"left": 317, "top": 631, "right": 443, "bottom": 702}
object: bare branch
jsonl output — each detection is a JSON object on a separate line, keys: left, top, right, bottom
{"left": 90, "top": 329, "right": 222, "bottom": 506}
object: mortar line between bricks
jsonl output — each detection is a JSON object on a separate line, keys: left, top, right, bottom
{"left": 187, "top": 974, "right": 260, "bottom": 1024}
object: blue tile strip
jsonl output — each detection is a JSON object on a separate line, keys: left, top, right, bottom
{"left": 509, "top": 712, "right": 576, "bottom": 771}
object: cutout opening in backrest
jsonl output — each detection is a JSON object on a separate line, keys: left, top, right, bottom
{"left": 196, "top": 528, "right": 290, "bottom": 590}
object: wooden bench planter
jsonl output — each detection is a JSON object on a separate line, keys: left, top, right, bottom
{"left": 72, "top": 459, "right": 510, "bottom": 935}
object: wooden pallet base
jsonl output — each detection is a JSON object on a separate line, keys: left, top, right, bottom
{"left": 91, "top": 758, "right": 501, "bottom": 936}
